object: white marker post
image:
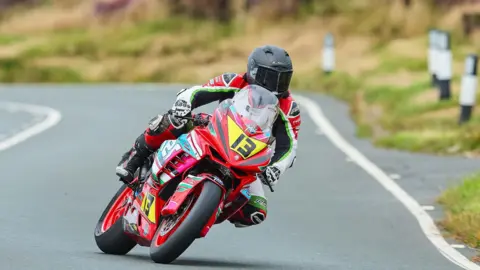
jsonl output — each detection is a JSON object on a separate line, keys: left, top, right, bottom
{"left": 428, "top": 29, "right": 440, "bottom": 86}
{"left": 322, "top": 32, "right": 335, "bottom": 74}
{"left": 459, "top": 54, "right": 478, "bottom": 124}
{"left": 436, "top": 31, "right": 452, "bottom": 100}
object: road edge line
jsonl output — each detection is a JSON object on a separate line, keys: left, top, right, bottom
{"left": 0, "top": 101, "right": 62, "bottom": 152}
{"left": 295, "top": 94, "right": 479, "bottom": 270}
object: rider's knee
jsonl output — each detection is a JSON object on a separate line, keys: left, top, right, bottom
{"left": 242, "top": 198, "right": 268, "bottom": 226}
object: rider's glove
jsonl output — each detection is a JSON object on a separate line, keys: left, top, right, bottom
{"left": 260, "top": 165, "right": 281, "bottom": 187}
{"left": 193, "top": 113, "right": 211, "bottom": 126}
{"left": 170, "top": 98, "right": 192, "bottom": 128}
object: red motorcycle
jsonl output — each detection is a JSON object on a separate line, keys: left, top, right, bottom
{"left": 93, "top": 85, "right": 279, "bottom": 264}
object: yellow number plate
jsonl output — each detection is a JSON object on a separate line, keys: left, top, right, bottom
{"left": 227, "top": 116, "right": 267, "bottom": 159}
{"left": 141, "top": 193, "right": 156, "bottom": 223}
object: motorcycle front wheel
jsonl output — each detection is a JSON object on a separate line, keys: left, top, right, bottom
{"left": 94, "top": 184, "right": 137, "bottom": 255}
{"left": 149, "top": 180, "right": 222, "bottom": 264}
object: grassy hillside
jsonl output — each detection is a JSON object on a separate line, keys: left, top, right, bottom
{"left": 0, "top": 0, "right": 479, "bottom": 157}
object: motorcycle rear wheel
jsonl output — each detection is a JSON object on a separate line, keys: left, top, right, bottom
{"left": 149, "top": 180, "right": 222, "bottom": 264}
{"left": 94, "top": 184, "right": 137, "bottom": 255}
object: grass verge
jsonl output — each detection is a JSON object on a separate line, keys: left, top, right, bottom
{"left": 438, "top": 173, "right": 480, "bottom": 250}
{"left": 0, "top": 1, "right": 478, "bottom": 156}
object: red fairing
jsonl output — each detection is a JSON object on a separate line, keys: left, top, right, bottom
{"left": 160, "top": 105, "right": 273, "bottom": 215}
{"left": 160, "top": 173, "right": 225, "bottom": 216}
{"left": 122, "top": 176, "right": 164, "bottom": 246}
{"left": 114, "top": 94, "right": 274, "bottom": 247}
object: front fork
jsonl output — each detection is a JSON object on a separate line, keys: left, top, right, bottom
{"left": 160, "top": 173, "right": 227, "bottom": 237}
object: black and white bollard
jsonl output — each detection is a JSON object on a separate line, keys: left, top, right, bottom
{"left": 459, "top": 54, "right": 478, "bottom": 124}
{"left": 322, "top": 32, "right": 335, "bottom": 74}
{"left": 436, "top": 31, "right": 452, "bottom": 100}
{"left": 428, "top": 29, "right": 440, "bottom": 86}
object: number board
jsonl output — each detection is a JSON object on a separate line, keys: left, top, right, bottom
{"left": 227, "top": 116, "right": 267, "bottom": 159}
{"left": 141, "top": 193, "right": 156, "bottom": 223}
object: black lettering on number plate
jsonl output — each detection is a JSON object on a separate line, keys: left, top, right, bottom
{"left": 231, "top": 134, "right": 257, "bottom": 158}
{"left": 142, "top": 193, "right": 155, "bottom": 216}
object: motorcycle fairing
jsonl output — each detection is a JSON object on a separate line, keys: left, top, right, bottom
{"left": 122, "top": 176, "right": 162, "bottom": 246}
{"left": 161, "top": 173, "right": 226, "bottom": 216}
{"left": 122, "top": 131, "right": 207, "bottom": 245}
{"left": 124, "top": 98, "right": 275, "bottom": 244}
{"left": 152, "top": 133, "right": 202, "bottom": 185}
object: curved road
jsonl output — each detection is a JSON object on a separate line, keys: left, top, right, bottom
{"left": 0, "top": 85, "right": 476, "bottom": 270}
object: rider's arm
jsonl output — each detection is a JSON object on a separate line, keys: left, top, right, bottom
{"left": 175, "top": 73, "right": 245, "bottom": 110}
{"left": 176, "top": 86, "right": 239, "bottom": 110}
{"left": 269, "top": 110, "right": 300, "bottom": 174}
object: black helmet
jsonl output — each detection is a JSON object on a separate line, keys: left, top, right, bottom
{"left": 246, "top": 45, "right": 293, "bottom": 98}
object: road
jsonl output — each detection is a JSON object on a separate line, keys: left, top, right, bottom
{"left": 0, "top": 85, "right": 478, "bottom": 270}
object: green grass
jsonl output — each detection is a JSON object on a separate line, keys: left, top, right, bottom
{"left": 291, "top": 70, "right": 363, "bottom": 102}
{"left": 0, "top": 34, "right": 25, "bottom": 45}
{"left": 0, "top": 0, "right": 477, "bottom": 155}
{"left": 292, "top": 51, "right": 480, "bottom": 155}
{"left": 438, "top": 173, "right": 480, "bottom": 248}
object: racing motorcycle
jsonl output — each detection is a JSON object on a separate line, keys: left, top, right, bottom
{"left": 93, "top": 85, "right": 278, "bottom": 264}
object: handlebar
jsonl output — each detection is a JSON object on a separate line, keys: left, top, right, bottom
{"left": 167, "top": 109, "right": 210, "bottom": 127}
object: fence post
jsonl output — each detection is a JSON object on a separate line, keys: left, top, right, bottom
{"left": 459, "top": 54, "right": 478, "bottom": 124}
{"left": 322, "top": 32, "right": 335, "bottom": 74}
{"left": 428, "top": 29, "right": 440, "bottom": 86}
{"left": 436, "top": 31, "right": 452, "bottom": 100}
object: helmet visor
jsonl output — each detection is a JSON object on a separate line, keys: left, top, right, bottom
{"left": 256, "top": 65, "right": 293, "bottom": 94}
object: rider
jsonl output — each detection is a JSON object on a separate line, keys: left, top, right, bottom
{"left": 116, "top": 45, "right": 301, "bottom": 228}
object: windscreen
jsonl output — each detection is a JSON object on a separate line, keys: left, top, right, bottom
{"left": 231, "top": 85, "right": 279, "bottom": 132}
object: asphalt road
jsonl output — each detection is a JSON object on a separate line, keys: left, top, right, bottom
{"left": 1, "top": 85, "right": 478, "bottom": 270}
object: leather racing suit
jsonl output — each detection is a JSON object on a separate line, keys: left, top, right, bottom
{"left": 118, "top": 72, "right": 301, "bottom": 227}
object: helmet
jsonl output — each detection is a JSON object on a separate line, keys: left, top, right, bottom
{"left": 246, "top": 45, "right": 293, "bottom": 98}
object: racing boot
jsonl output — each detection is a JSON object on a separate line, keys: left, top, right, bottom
{"left": 115, "top": 113, "right": 186, "bottom": 186}
{"left": 116, "top": 133, "right": 155, "bottom": 187}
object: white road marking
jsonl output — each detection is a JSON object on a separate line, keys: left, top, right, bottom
{"left": 422, "top": 205, "right": 435, "bottom": 211}
{"left": 0, "top": 102, "right": 62, "bottom": 152}
{"left": 452, "top": 244, "right": 466, "bottom": 249}
{"left": 389, "top": 173, "right": 401, "bottom": 180}
{"left": 295, "top": 95, "right": 480, "bottom": 270}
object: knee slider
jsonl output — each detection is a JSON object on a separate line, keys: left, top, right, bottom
{"left": 243, "top": 203, "right": 267, "bottom": 225}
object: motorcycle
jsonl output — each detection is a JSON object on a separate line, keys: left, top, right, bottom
{"left": 93, "top": 85, "right": 278, "bottom": 264}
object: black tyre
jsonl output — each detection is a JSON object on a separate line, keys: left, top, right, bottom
{"left": 94, "top": 184, "right": 137, "bottom": 255}
{"left": 149, "top": 180, "right": 222, "bottom": 264}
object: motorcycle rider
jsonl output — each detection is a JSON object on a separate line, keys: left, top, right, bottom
{"left": 116, "top": 45, "right": 301, "bottom": 228}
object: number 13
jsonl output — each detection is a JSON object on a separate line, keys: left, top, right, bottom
{"left": 231, "top": 134, "right": 256, "bottom": 158}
